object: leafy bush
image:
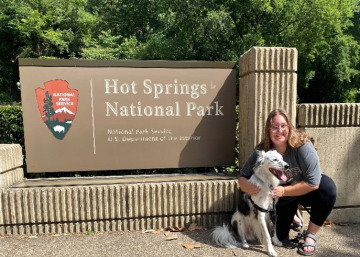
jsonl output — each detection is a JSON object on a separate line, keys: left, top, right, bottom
{"left": 0, "top": 92, "right": 12, "bottom": 102}
{"left": 0, "top": 105, "right": 24, "bottom": 146}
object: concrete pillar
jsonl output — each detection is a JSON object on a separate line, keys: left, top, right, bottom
{"left": 0, "top": 144, "right": 24, "bottom": 188}
{"left": 297, "top": 103, "right": 360, "bottom": 223}
{"left": 238, "top": 47, "right": 298, "bottom": 167}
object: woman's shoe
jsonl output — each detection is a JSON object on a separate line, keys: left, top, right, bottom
{"left": 297, "top": 233, "right": 317, "bottom": 256}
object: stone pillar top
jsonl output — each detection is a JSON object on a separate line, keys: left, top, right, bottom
{"left": 297, "top": 103, "right": 360, "bottom": 127}
{"left": 239, "top": 47, "right": 298, "bottom": 76}
{"left": 238, "top": 47, "right": 298, "bottom": 167}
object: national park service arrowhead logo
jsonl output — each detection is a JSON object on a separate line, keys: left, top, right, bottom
{"left": 35, "top": 80, "right": 78, "bottom": 140}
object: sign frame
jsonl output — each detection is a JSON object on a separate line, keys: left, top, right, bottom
{"left": 19, "top": 59, "right": 237, "bottom": 173}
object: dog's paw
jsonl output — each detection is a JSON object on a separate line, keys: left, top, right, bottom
{"left": 241, "top": 242, "right": 250, "bottom": 249}
{"left": 271, "top": 235, "right": 283, "bottom": 247}
{"left": 267, "top": 247, "right": 278, "bottom": 257}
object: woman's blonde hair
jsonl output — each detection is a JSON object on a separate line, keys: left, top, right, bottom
{"left": 260, "top": 108, "right": 314, "bottom": 151}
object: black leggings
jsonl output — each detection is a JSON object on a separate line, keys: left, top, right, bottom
{"left": 275, "top": 174, "right": 337, "bottom": 241}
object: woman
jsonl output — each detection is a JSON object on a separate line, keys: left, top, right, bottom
{"left": 238, "top": 109, "right": 336, "bottom": 256}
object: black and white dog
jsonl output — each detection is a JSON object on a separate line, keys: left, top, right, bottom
{"left": 212, "top": 150, "right": 289, "bottom": 256}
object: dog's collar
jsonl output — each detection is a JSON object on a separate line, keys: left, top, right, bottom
{"left": 248, "top": 195, "right": 274, "bottom": 213}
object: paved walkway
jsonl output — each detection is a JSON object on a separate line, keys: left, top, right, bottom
{"left": 0, "top": 223, "right": 359, "bottom": 257}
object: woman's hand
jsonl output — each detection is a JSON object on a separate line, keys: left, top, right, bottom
{"left": 272, "top": 186, "right": 285, "bottom": 198}
{"left": 238, "top": 177, "right": 260, "bottom": 196}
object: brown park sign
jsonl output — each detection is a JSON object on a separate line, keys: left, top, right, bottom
{"left": 19, "top": 59, "right": 236, "bottom": 173}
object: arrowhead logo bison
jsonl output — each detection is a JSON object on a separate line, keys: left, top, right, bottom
{"left": 35, "top": 80, "right": 78, "bottom": 140}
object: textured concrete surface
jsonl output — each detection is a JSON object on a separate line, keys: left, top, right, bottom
{"left": 0, "top": 223, "right": 359, "bottom": 257}
{"left": 0, "top": 175, "right": 240, "bottom": 235}
{"left": 238, "top": 47, "right": 298, "bottom": 167}
{"left": 298, "top": 103, "right": 360, "bottom": 224}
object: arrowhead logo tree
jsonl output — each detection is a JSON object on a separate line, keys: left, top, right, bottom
{"left": 35, "top": 80, "right": 79, "bottom": 140}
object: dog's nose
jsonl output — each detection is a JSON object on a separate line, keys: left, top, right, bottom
{"left": 284, "top": 164, "right": 289, "bottom": 169}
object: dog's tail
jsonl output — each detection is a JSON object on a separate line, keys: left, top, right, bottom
{"left": 211, "top": 223, "right": 240, "bottom": 248}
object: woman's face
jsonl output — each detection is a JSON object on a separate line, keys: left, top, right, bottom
{"left": 269, "top": 114, "right": 289, "bottom": 148}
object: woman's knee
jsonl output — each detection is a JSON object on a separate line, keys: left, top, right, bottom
{"left": 319, "top": 174, "right": 337, "bottom": 204}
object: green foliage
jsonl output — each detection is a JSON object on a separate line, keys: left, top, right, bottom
{"left": 1, "top": 0, "right": 360, "bottom": 102}
{"left": 136, "top": 2, "right": 238, "bottom": 61}
{"left": 85, "top": 229, "right": 94, "bottom": 235}
{"left": 299, "top": 34, "right": 360, "bottom": 102}
{"left": 81, "top": 30, "right": 123, "bottom": 60}
{"left": 0, "top": 92, "right": 12, "bottom": 102}
{"left": 1, "top": 0, "right": 360, "bottom": 101}
{"left": 0, "top": 0, "right": 96, "bottom": 101}
{"left": 0, "top": 105, "right": 24, "bottom": 146}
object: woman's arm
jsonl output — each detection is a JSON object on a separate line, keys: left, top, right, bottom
{"left": 297, "top": 141, "right": 322, "bottom": 186}
{"left": 272, "top": 141, "right": 322, "bottom": 199}
{"left": 272, "top": 181, "right": 319, "bottom": 198}
{"left": 238, "top": 176, "right": 260, "bottom": 195}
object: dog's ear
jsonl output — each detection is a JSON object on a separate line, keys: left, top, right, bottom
{"left": 255, "top": 150, "right": 265, "bottom": 168}
{"left": 256, "top": 150, "right": 265, "bottom": 157}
